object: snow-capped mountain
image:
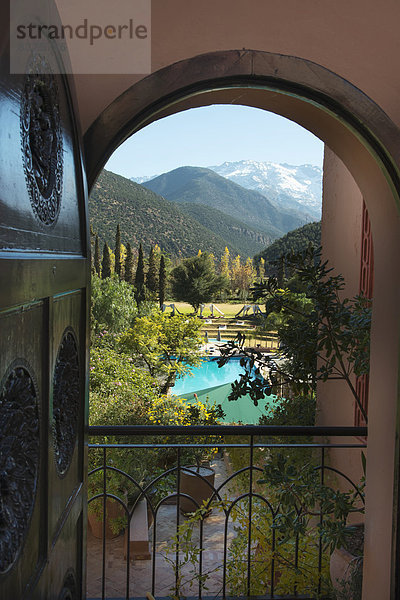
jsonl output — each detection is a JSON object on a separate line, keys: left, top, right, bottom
{"left": 207, "top": 160, "right": 322, "bottom": 220}
{"left": 132, "top": 174, "right": 159, "bottom": 185}
{"left": 131, "top": 160, "right": 322, "bottom": 221}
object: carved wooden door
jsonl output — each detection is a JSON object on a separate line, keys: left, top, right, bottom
{"left": 0, "top": 20, "right": 89, "bottom": 600}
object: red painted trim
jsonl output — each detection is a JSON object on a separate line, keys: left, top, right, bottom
{"left": 355, "top": 201, "right": 373, "bottom": 427}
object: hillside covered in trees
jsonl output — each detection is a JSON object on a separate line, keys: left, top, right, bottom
{"left": 254, "top": 221, "right": 321, "bottom": 276}
{"left": 177, "top": 201, "right": 271, "bottom": 257}
{"left": 89, "top": 170, "right": 273, "bottom": 257}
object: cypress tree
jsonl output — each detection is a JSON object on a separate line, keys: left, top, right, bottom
{"left": 94, "top": 235, "right": 101, "bottom": 276}
{"left": 124, "top": 242, "right": 134, "bottom": 284}
{"left": 159, "top": 254, "right": 167, "bottom": 308}
{"left": 146, "top": 246, "right": 158, "bottom": 293}
{"left": 101, "top": 243, "right": 112, "bottom": 279}
{"left": 134, "top": 243, "right": 146, "bottom": 305}
{"left": 114, "top": 224, "right": 122, "bottom": 277}
{"left": 277, "top": 255, "right": 286, "bottom": 287}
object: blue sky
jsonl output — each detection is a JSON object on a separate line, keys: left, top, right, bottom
{"left": 105, "top": 105, "right": 324, "bottom": 179}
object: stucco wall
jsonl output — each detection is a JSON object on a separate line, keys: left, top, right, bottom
{"left": 66, "top": 0, "right": 400, "bottom": 133}
{"left": 317, "top": 147, "right": 366, "bottom": 521}
{"left": 317, "top": 146, "right": 363, "bottom": 428}
{"left": 52, "top": 3, "right": 400, "bottom": 598}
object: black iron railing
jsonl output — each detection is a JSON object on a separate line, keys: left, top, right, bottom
{"left": 87, "top": 425, "right": 367, "bottom": 600}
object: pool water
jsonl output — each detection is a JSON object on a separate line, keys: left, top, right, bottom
{"left": 173, "top": 356, "right": 251, "bottom": 395}
{"left": 172, "top": 356, "right": 275, "bottom": 424}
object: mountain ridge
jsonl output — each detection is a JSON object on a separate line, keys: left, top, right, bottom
{"left": 132, "top": 160, "right": 322, "bottom": 221}
{"left": 209, "top": 160, "right": 322, "bottom": 220}
{"left": 141, "top": 166, "right": 307, "bottom": 238}
{"left": 89, "top": 170, "right": 274, "bottom": 258}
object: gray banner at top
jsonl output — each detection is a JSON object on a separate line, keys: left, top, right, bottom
{"left": 10, "top": 0, "right": 151, "bottom": 75}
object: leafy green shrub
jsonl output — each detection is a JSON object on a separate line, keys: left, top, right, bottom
{"left": 225, "top": 498, "right": 331, "bottom": 597}
{"left": 118, "top": 311, "right": 204, "bottom": 392}
{"left": 219, "top": 247, "right": 371, "bottom": 423}
{"left": 89, "top": 346, "right": 157, "bottom": 414}
{"left": 89, "top": 342, "right": 224, "bottom": 516}
{"left": 168, "top": 451, "right": 363, "bottom": 599}
{"left": 165, "top": 494, "right": 331, "bottom": 598}
{"left": 91, "top": 273, "right": 137, "bottom": 335}
{"left": 146, "top": 395, "right": 224, "bottom": 468}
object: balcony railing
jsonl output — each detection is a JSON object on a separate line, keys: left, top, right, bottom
{"left": 87, "top": 425, "right": 367, "bottom": 600}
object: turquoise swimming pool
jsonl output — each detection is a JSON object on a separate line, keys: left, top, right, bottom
{"left": 173, "top": 356, "right": 250, "bottom": 395}
{"left": 172, "top": 356, "right": 275, "bottom": 424}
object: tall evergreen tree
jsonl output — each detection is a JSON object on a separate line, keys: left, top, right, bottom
{"left": 114, "top": 224, "right": 122, "bottom": 277}
{"left": 277, "top": 255, "right": 286, "bottom": 287}
{"left": 94, "top": 235, "right": 101, "bottom": 275}
{"left": 124, "top": 242, "right": 134, "bottom": 284}
{"left": 159, "top": 254, "right": 167, "bottom": 308}
{"left": 146, "top": 246, "right": 158, "bottom": 294}
{"left": 90, "top": 225, "right": 96, "bottom": 273}
{"left": 101, "top": 243, "right": 112, "bottom": 279}
{"left": 134, "top": 243, "right": 146, "bottom": 305}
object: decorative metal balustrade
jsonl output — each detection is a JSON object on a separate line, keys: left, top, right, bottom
{"left": 87, "top": 425, "right": 367, "bottom": 600}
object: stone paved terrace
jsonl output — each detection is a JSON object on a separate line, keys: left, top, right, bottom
{"left": 86, "top": 457, "right": 235, "bottom": 599}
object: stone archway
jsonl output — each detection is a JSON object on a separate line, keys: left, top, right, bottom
{"left": 83, "top": 49, "right": 400, "bottom": 599}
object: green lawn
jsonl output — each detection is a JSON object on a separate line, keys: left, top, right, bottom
{"left": 171, "top": 302, "right": 251, "bottom": 318}
{"left": 165, "top": 301, "right": 278, "bottom": 350}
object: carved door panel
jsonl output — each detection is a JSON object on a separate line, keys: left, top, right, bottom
{"left": 0, "top": 19, "right": 89, "bottom": 600}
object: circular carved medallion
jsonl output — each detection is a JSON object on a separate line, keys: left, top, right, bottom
{"left": 20, "top": 55, "right": 63, "bottom": 226}
{"left": 58, "top": 570, "right": 78, "bottom": 600}
{"left": 53, "top": 329, "right": 80, "bottom": 477}
{"left": 0, "top": 363, "right": 40, "bottom": 574}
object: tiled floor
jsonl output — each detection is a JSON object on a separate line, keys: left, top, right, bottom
{"left": 86, "top": 458, "right": 235, "bottom": 599}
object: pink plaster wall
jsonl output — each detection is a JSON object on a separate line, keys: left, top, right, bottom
{"left": 317, "top": 146, "right": 363, "bottom": 428}
{"left": 317, "top": 148, "right": 365, "bottom": 519}
{"left": 54, "top": 3, "right": 400, "bottom": 598}
{"left": 317, "top": 142, "right": 400, "bottom": 600}
{"left": 68, "top": 0, "right": 400, "bottom": 133}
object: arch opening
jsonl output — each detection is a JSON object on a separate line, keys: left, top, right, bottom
{"left": 84, "top": 50, "right": 400, "bottom": 599}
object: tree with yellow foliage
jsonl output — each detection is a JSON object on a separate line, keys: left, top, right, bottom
{"left": 220, "top": 246, "right": 230, "bottom": 279}
{"left": 259, "top": 257, "right": 266, "bottom": 280}
{"left": 231, "top": 255, "right": 256, "bottom": 300}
